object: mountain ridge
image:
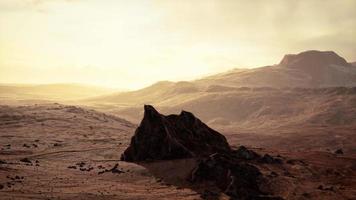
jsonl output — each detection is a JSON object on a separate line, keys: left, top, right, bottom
{"left": 88, "top": 50, "right": 356, "bottom": 105}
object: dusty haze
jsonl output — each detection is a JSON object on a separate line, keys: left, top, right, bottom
{"left": 1, "top": 0, "right": 356, "bottom": 89}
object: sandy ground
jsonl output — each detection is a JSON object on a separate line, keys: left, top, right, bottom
{"left": 0, "top": 103, "right": 355, "bottom": 199}
{"left": 0, "top": 104, "right": 203, "bottom": 199}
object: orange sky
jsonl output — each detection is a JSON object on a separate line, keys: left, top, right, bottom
{"left": 0, "top": 0, "right": 355, "bottom": 89}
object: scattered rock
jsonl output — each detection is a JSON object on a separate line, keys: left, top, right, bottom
{"left": 110, "top": 164, "right": 123, "bottom": 174}
{"left": 318, "top": 185, "right": 334, "bottom": 191}
{"left": 53, "top": 143, "right": 61, "bottom": 147}
{"left": 268, "top": 171, "right": 278, "bottom": 178}
{"left": 23, "top": 143, "right": 31, "bottom": 148}
{"left": 286, "top": 159, "right": 307, "bottom": 166}
{"left": 121, "top": 105, "right": 230, "bottom": 161}
{"left": 20, "top": 158, "right": 31, "bottom": 163}
{"left": 68, "top": 166, "right": 77, "bottom": 169}
{"left": 259, "top": 154, "right": 283, "bottom": 164}
{"left": 76, "top": 162, "right": 85, "bottom": 167}
{"left": 232, "top": 146, "right": 261, "bottom": 160}
{"left": 98, "top": 164, "right": 124, "bottom": 175}
{"left": 334, "top": 149, "right": 343, "bottom": 155}
{"left": 302, "top": 192, "right": 311, "bottom": 198}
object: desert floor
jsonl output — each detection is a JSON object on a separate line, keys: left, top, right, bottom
{"left": 0, "top": 104, "right": 355, "bottom": 200}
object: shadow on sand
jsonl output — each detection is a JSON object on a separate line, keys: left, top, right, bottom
{"left": 137, "top": 158, "right": 228, "bottom": 200}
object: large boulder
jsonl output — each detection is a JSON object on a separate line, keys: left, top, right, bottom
{"left": 121, "top": 105, "right": 230, "bottom": 161}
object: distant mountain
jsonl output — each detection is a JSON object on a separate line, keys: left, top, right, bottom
{"left": 89, "top": 50, "right": 356, "bottom": 106}
{"left": 0, "top": 83, "right": 117, "bottom": 101}
{"left": 196, "top": 50, "right": 356, "bottom": 88}
{"left": 85, "top": 50, "right": 356, "bottom": 128}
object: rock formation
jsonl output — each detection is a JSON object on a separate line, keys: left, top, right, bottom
{"left": 121, "top": 105, "right": 284, "bottom": 199}
{"left": 121, "top": 105, "right": 230, "bottom": 161}
{"left": 190, "top": 152, "right": 284, "bottom": 200}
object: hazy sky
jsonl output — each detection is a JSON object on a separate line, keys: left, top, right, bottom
{"left": 1, "top": 0, "right": 355, "bottom": 89}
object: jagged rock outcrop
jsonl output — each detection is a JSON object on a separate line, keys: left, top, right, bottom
{"left": 121, "top": 105, "right": 230, "bottom": 161}
{"left": 190, "top": 153, "right": 284, "bottom": 200}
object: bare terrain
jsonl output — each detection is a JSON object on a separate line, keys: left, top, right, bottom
{"left": 0, "top": 104, "right": 355, "bottom": 200}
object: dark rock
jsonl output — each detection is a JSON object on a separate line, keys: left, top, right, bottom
{"left": 190, "top": 153, "right": 274, "bottom": 200}
{"left": 110, "top": 164, "right": 124, "bottom": 174}
{"left": 0, "top": 184, "right": 3, "bottom": 190}
{"left": 98, "top": 163, "right": 124, "bottom": 175}
{"left": 334, "top": 149, "right": 343, "bottom": 155}
{"left": 121, "top": 105, "right": 230, "bottom": 161}
{"left": 0, "top": 160, "right": 7, "bottom": 164}
{"left": 76, "top": 162, "right": 85, "bottom": 167}
{"left": 200, "top": 190, "right": 220, "bottom": 199}
{"left": 268, "top": 171, "right": 278, "bottom": 178}
{"left": 259, "top": 154, "right": 283, "bottom": 164}
{"left": 302, "top": 192, "right": 311, "bottom": 198}
{"left": 317, "top": 185, "right": 334, "bottom": 191}
{"left": 53, "top": 143, "right": 61, "bottom": 147}
{"left": 20, "top": 158, "right": 31, "bottom": 163}
{"left": 232, "top": 146, "right": 261, "bottom": 160}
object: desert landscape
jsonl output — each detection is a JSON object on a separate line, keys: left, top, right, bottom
{"left": 1, "top": 50, "right": 356, "bottom": 199}
{"left": 1, "top": 1, "right": 356, "bottom": 199}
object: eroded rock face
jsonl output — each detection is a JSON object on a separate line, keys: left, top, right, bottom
{"left": 121, "top": 105, "right": 230, "bottom": 161}
{"left": 190, "top": 152, "right": 284, "bottom": 200}
{"left": 190, "top": 153, "right": 264, "bottom": 199}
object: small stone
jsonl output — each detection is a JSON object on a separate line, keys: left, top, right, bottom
{"left": 20, "top": 158, "right": 31, "bottom": 163}
{"left": 334, "top": 149, "right": 343, "bottom": 155}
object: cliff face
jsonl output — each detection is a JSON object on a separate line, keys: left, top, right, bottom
{"left": 121, "top": 105, "right": 230, "bottom": 161}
